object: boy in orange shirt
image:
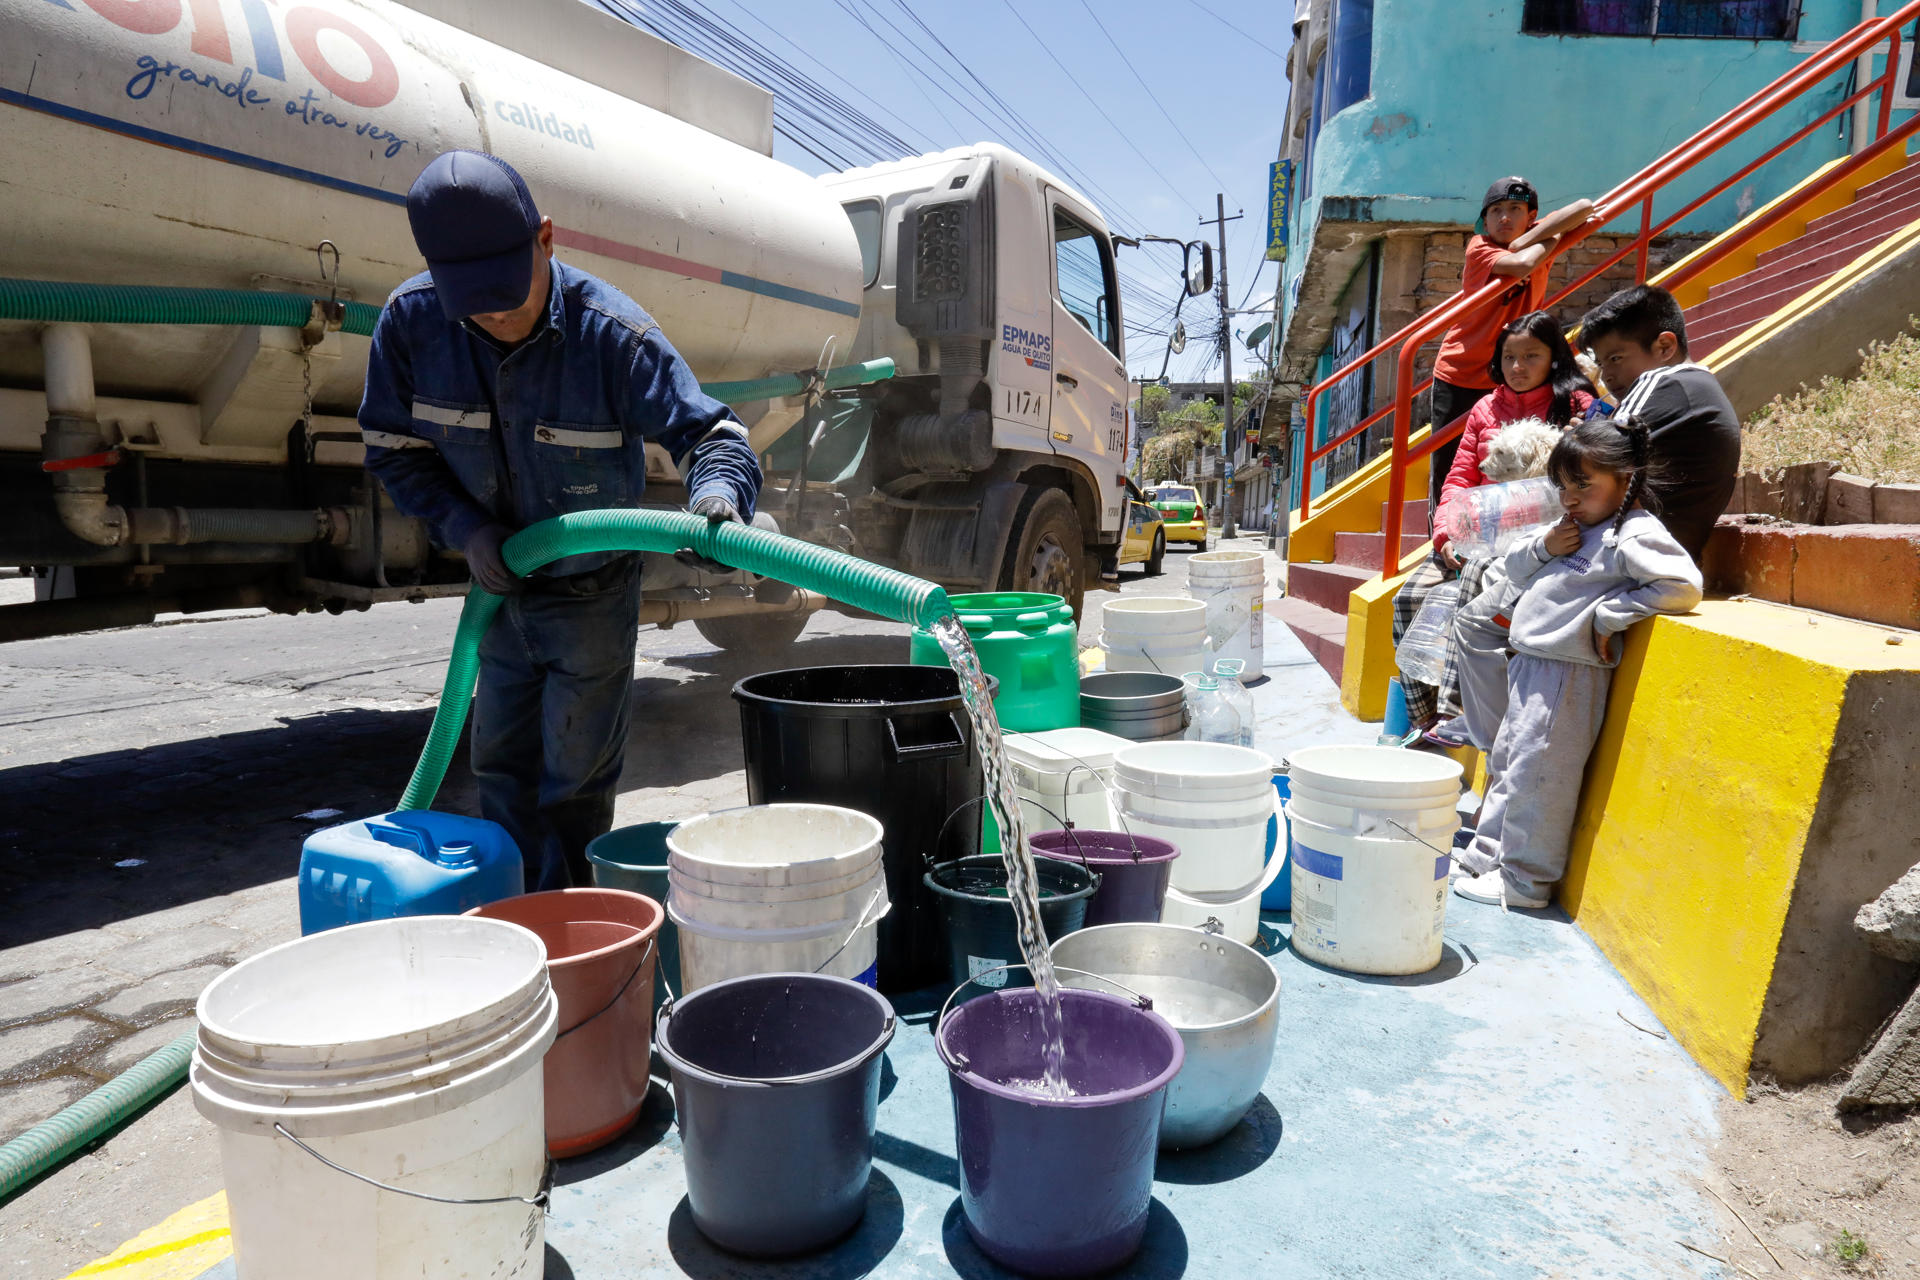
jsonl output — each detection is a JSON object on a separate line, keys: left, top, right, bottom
{"left": 1427, "top": 178, "right": 1594, "bottom": 514}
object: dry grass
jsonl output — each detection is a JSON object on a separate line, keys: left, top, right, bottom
{"left": 1743, "top": 326, "right": 1920, "bottom": 483}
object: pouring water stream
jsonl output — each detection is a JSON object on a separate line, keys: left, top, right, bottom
{"left": 930, "top": 615, "right": 1069, "bottom": 1100}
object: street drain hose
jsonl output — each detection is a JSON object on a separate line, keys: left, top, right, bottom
{"left": 0, "top": 1032, "right": 194, "bottom": 1202}
{"left": 398, "top": 508, "right": 955, "bottom": 811}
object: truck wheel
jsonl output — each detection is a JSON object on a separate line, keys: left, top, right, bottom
{"left": 999, "top": 488, "right": 1084, "bottom": 619}
{"left": 694, "top": 610, "right": 808, "bottom": 651}
{"left": 1145, "top": 529, "right": 1166, "bottom": 576}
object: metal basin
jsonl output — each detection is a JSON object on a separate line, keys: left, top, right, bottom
{"left": 1051, "top": 922, "right": 1279, "bottom": 1150}
{"left": 1079, "top": 672, "right": 1188, "bottom": 742}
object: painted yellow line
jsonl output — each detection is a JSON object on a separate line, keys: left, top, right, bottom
{"left": 64, "top": 1193, "right": 231, "bottom": 1280}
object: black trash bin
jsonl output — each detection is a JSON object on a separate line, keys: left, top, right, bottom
{"left": 732, "top": 665, "right": 994, "bottom": 993}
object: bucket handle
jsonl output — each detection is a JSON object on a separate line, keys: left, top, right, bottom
{"left": 933, "top": 964, "right": 1153, "bottom": 1074}
{"left": 927, "top": 792, "right": 1079, "bottom": 869}
{"left": 807, "top": 887, "right": 890, "bottom": 978}
{"left": 554, "top": 935, "right": 658, "bottom": 1044}
{"left": 271, "top": 1123, "right": 554, "bottom": 1210}
{"left": 885, "top": 711, "right": 967, "bottom": 762}
{"left": 1161, "top": 788, "right": 1289, "bottom": 909}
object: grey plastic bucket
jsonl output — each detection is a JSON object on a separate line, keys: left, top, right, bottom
{"left": 585, "top": 821, "right": 680, "bottom": 1011}
{"left": 655, "top": 972, "right": 895, "bottom": 1257}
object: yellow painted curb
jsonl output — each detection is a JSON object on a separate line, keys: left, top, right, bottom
{"left": 64, "top": 1193, "right": 231, "bottom": 1279}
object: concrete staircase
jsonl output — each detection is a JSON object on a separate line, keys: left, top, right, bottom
{"left": 1276, "top": 498, "right": 1429, "bottom": 682}
{"left": 1684, "top": 153, "right": 1920, "bottom": 359}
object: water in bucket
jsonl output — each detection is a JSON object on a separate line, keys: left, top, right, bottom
{"left": 929, "top": 616, "right": 1070, "bottom": 1099}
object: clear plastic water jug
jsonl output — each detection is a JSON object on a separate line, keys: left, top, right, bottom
{"left": 1395, "top": 580, "right": 1462, "bottom": 687}
{"left": 1211, "top": 659, "right": 1256, "bottom": 749}
{"left": 1181, "top": 671, "right": 1245, "bottom": 747}
{"left": 299, "top": 810, "right": 524, "bottom": 935}
{"left": 1440, "top": 477, "right": 1560, "bottom": 555}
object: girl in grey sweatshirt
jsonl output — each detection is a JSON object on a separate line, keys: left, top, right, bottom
{"left": 1452, "top": 418, "right": 1703, "bottom": 910}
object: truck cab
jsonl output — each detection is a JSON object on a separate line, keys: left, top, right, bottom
{"left": 812, "top": 145, "right": 1131, "bottom": 619}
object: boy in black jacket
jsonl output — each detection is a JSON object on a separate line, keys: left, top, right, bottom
{"left": 1580, "top": 285, "right": 1742, "bottom": 564}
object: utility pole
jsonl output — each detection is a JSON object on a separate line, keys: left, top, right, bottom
{"left": 1201, "top": 194, "right": 1243, "bottom": 537}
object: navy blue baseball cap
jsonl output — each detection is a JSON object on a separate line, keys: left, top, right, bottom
{"left": 406, "top": 151, "right": 542, "bottom": 321}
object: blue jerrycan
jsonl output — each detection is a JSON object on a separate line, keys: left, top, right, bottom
{"left": 299, "top": 810, "right": 524, "bottom": 935}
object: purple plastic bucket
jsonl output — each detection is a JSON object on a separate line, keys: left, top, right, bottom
{"left": 1029, "top": 829, "right": 1179, "bottom": 927}
{"left": 937, "top": 986, "right": 1184, "bottom": 1276}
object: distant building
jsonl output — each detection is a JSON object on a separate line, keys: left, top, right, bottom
{"left": 1267, "top": 0, "right": 1885, "bottom": 505}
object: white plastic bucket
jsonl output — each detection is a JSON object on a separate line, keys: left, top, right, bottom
{"left": 1187, "top": 551, "right": 1266, "bottom": 678}
{"left": 1286, "top": 805, "right": 1456, "bottom": 976}
{"left": 1101, "top": 597, "right": 1209, "bottom": 676}
{"left": 667, "top": 805, "right": 891, "bottom": 991}
{"left": 191, "top": 917, "right": 558, "bottom": 1280}
{"left": 1159, "top": 840, "right": 1288, "bottom": 943}
{"left": 1285, "top": 745, "right": 1462, "bottom": 803}
{"left": 1114, "top": 742, "right": 1277, "bottom": 896}
{"left": 1006, "top": 726, "right": 1133, "bottom": 832}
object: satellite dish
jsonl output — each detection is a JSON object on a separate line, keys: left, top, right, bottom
{"left": 1245, "top": 321, "right": 1272, "bottom": 351}
{"left": 1170, "top": 321, "right": 1187, "bottom": 355}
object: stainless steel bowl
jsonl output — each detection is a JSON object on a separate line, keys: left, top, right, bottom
{"left": 1051, "top": 922, "right": 1279, "bottom": 1149}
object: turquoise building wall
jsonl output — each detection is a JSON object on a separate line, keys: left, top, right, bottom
{"left": 1283, "top": 0, "right": 1913, "bottom": 315}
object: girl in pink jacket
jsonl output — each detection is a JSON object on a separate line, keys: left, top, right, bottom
{"left": 1394, "top": 310, "right": 1601, "bottom": 741}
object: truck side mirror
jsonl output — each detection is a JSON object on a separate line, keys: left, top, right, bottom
{"left": 1185, "top": 241, "right": 1214, "bottom": 297}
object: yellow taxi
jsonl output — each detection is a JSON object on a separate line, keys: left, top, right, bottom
{"left": 1145, "top": 483, "right": 1208, "bottom": 549}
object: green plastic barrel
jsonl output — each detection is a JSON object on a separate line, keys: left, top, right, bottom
{"left": 911, "top": 592, "right": 1079, "bottom": 859}
{"left": 910, "top": 593, "right": 1080, "bottom": 734}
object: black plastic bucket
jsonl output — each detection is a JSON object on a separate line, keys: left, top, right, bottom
{"left": 733, "top": 665, "right": 993, "bottom": 993}
{"left": 923, "top": 854, "right": 1099, "bottom": 991}
{"left": 656, "top": 972, "right": 896, "bottom": 1257}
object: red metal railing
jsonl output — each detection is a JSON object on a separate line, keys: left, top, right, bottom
{"left": 1297, "top": 3, "right": 1920, "bottom": 575}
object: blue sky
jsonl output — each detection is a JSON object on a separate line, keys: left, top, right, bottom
{"left": 616, "top": 0, "right": 1293, "bottom": 385}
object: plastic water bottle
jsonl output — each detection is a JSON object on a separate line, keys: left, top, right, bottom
{"left": 1182, "top": 671, "right": 1244, "bottom": 746}
{"left": 1441, "top": 477, "right": 1561, "bottom": 555}
{"left": 1211, "top": 658, "right": 1256, "bottom": 749}
{"left": 1395, "top": 580, "right": 1461, "bottom": 687}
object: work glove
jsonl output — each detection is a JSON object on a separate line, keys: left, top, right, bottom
{"left": 675, "top": 494, "right": 744, "bottom": 576}
{"left": 462, "top": 523, "right": 522, "bottom": 596}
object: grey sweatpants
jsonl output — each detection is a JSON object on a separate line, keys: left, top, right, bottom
{"left": 1455, "top": 654, "right": 1613, "bottom": 899}
{"left": 1452, "top": 588, "right": 1514, "bottom": 752}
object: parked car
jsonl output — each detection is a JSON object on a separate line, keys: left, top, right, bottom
{"left": 1146, "top": 484, "right": 1208, "bottom": 550}
{"left": 1116, "top": 486, "right": 1166, "bottom": 576}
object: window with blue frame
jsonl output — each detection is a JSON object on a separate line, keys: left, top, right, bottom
{"left": 1522, "top": 0, "right": 1800, "bottom": 38}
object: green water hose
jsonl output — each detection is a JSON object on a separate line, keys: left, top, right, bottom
{"left": 398, "top": 509, "right": 955, "bottom": 811}
{"left": 0, "top": 277, "right": 887, "bottom": 405}
{"left": 0, "top": 1033, "right": 195, "bottom": 1202}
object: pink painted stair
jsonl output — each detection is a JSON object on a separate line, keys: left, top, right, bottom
{"left": 1280, "top": 497, "right": 1431, "bottom": 684}
{"left": 1684, "top": 154, "right": 1920, "bottom": 359}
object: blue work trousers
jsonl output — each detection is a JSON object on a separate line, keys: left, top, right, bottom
{"left": 470, "top": 565, "right": 641, "bottom": 891}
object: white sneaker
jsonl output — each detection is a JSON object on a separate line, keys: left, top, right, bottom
{"left": 1452, "top": 869, "right": 1550, "bottom": 910}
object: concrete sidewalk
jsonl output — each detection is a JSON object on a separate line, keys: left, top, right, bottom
{"left": 22, "top": 541, "right": 1733, "bottom": 1279}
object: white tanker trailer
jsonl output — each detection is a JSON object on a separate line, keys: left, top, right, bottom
{"left": 0, "top": 0, "right": 1200, "bottom": 644}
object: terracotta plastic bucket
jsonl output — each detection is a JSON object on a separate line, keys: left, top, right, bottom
{"left": 468, "top": 888, "right": 663, "bottom": 1157}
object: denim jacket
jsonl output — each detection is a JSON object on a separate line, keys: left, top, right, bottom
{"left": 358, "top": 258, "right": 761, "bottom": 577}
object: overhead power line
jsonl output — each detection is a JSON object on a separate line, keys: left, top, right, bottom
{"left": 1183, "top": 0, "right": 1291, "bottom": 61}
{"left": 1073, "top": 0, "right": 1233, "bottom": 194}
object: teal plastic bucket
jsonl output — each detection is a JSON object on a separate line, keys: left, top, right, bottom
{"left": 585, "top": 821, "right": 681, "bottom": 1009}
{"left": 909, "top": 592, "right": 1079, "bottom": 734}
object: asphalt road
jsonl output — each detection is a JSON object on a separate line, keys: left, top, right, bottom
{"left": 0, "top": 533, "right": 1276, "bottom": 1276}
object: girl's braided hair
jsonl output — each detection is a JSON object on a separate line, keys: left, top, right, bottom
{"left": 1547, "top": 415, "right": 1664, "bottom": 536}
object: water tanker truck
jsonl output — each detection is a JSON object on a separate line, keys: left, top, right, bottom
{"left": 0, "top": 0, "right": 1187, "bottom": 645}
